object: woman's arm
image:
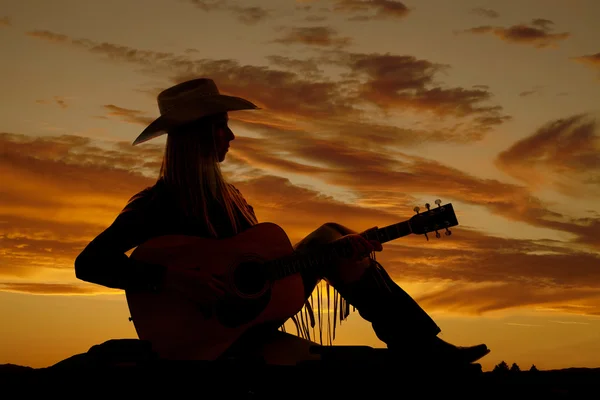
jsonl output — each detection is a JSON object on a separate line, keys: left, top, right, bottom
{"left": 74, "top": 188, "right": 166, "bottom": 292}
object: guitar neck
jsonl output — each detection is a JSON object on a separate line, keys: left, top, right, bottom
{"left": 266, "top": 220, "right": 413, "bottom": 281}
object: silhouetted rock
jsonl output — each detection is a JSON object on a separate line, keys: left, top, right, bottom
{"left": 1, "top": 339, "right": 599, "bottom": 398}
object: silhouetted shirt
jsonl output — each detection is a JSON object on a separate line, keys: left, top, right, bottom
{"left": 74, "top": 179, "right": 256, "bottom": 291}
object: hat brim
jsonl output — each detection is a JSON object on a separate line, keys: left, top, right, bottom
{"left": 132, "top": 94, "right": 259, "bottom": 146}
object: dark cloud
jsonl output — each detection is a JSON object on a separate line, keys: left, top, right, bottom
{"left": 26, "top": 30, "right": 70, "bottom": 43}
{"left": 332, "top": 0, "right": 410, "bottom": 21}
{"left": 495, "top": 114, "right": 600, "bottom": 197}
{"left": 572, "top": 52, "right": 600, "bottom": 67}
{"left": 470, "top": 8, "right": 499, "bottom": 19}
{"left": 458, "top": 19, "right": 570, "bottom": 48}
{"left": 519, "top": 90, "right": 538, "bottom": 97}
{"left": 531, "top": 18, "right": 554, "bottom": 30}
{"left": 518, "top": 86, "right": 543, "bottom": 97}
{"left": 338, "top": 52, "right": 510, "bottom": 131}
{"left": 572, "top": 53, "right": 600, "bottom": 79}
{"left": 25, "top": 29, "right": 509, "bottom": 143}
{"left": 186, "top": 0, "right": 273, "bottom": 25}
{"left": 36, "top": 96, "right": 69, "bottom": 109}
{"left": 273, "top": 26, "right": 352, "bottom": 47}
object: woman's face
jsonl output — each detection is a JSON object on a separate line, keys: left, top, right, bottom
{"left": 212, "top": 113, "right": 234, "bottom": 162}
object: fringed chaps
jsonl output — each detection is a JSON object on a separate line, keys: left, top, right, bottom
{"left": 279, "top": 252, "right": 381, "bottom": 345}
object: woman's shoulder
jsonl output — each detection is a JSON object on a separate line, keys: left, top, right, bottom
{"left": 122, "top": 179, "right": 167, "bottom": 213}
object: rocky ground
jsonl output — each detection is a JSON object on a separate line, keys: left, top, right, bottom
{"left": 1, "top": 341, "right": 598, "bottom": 398}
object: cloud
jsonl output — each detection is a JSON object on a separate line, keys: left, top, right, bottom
{"left": 469, "top": 8, "right": 499, "bottom": 19}
{"left": 36, "top": 96, "right": 69, "bottom": 109}
{"left": 0, "top": 132, "right": 161, "bottom": 281}
{"left": 18, "top": 32, "right": 598, "bottom": 243}
{"left": 572, "top": 53, "right": 600, "bottom": 79}
{"left": 518, "top": 86, "right": 543, "bottom": 97}
{"left": 519, "top": 89, "right": 539, "bottom": 97}
{"left": 337, "top": 52, "right": 510, "bottom": 131}
{"left": 26, "top": 30, "right": 72, "bottom": 43}
{"left": 415, "top": 281, "right": 600, "bottom": 316}
{"left": 273, "top": 26, "right": 352, "bottom": 47}
{"left": 226, "top": 120, "right": 600, "bottom": 252}
{"left": 0, "top": 16, "right": 11, "bottom": 27}
{"left": 2, "top": 131, "right": 599, "bottom": 317}
{"left": 186, "top": 0, "right": 273, "bottom": 25}
{"left": 332, "top": 0, "right": 411, "bottom": 21}
{"left": 495, "top": 113, "right": 600, "bottom": 197}
{"left": 24, "top": 29, "right": 510, "bottom": 145}
{"left": 458, "top": 19, "right": 570, "bottom": 48}
{"left": 572, "top": 52, "right": 600, "bottom": 68}
{"left": 266, "top": 55, "right": 324, "bottom": 78}
{"left": 0, "top": 282, "right": 118, "bottom": 295}
{"left": 98, "top": 104, "right": 155, "bottom": 126}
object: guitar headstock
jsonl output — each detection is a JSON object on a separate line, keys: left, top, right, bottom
{"left": 409, "top": 199, "right": 458, "bottom": 240}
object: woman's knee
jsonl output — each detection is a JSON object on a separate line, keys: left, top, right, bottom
{"left": 321, "top": 222, "right": 356, "bottom": 236}
{"left": 295, "top": 222, "right": 355, "bottom": 251}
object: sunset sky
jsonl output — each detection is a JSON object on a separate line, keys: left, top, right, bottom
{"left": 1, "top": 0, "right": 599, "bottom": 372}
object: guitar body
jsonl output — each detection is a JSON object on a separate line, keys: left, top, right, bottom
{"left": 125, "top": 201, "right": 459, "bottom": 361}
{"left": 125, "top": 222, "right": 306, "bottom": 361}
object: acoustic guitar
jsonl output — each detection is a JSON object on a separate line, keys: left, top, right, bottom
{"left": 126, "top": 200, "right": 458, "bottom": 360}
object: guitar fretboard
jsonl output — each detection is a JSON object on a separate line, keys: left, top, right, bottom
{"left": 265, "top": 220, "right": 413, "bottom": 280}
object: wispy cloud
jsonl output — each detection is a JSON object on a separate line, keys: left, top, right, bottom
{"left": 572, "top": 52, "right": 600, "bottom": 68}
{"left": 2, "top": 131, "right": 600, "bottom": 318}
{"left": 415, "top": 281, "right": 600, "bottom": 316}
{"left": 0, "top": 282, "right": 118, "bottom": 295}
{"left": 36, "top": 96, "right": 70, "bottom": 109}
{"left": 549, "top": 320, "right": 591, "bottom": 325}
{"left": 457, "top": 18, "right": 570, "bottom": 49}
{"left": 332, "top": 0, "right": 411, "bottom": 21}
{"left": 273, "top": 26, "right": 352, "bottom": 47}
{"left": 186, "top": 0, "right": 273, "bottom": 25}
{"left": 572, "top": 53, "right": 600, "bottom": 80}
{"left": 469, "top": 8, "right": 499, "bottom": 19}
{"left": 518, "top": 86, "right": 543, "bottom": 97}
{"left": 97, "top": 104, "right": 155, "bottom": 126}
{"left": 24, "top": 29, "right": 510, "bottom": 143}
{"left": 495, "top": 113, "right": 600, "bottom": 197}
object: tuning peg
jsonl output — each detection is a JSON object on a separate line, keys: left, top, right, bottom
{"left": 435, "top": 230, "right": 441, "bottom": 239}
{"left": 435, "top": 199, "right": 442, "bottom": 207}
{"left": 414, "top": 206, "right": 420, "bottom": 214}
{"left": 445, "top": 228, "right": 451, "bottom": 236}
{"left": 425, "top": 203, "right": 431, "bottom": 211}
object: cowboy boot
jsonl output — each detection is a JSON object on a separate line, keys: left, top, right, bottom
{"left": 331, "top": 260, "right": 490, "bottom": 365}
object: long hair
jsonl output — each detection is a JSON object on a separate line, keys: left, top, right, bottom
{"left": 158, "top": 115, "right": 257, "bottom": 237}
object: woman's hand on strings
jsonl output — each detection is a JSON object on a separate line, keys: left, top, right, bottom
{"left": 163, "top": 267, "right": 227, "bottom": 317}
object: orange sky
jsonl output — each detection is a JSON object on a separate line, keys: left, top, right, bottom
{"left": 1, "top": 0, "right": 599, "bottom": 371}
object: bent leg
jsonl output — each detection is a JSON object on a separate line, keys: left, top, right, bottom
{"left": 294, "top": 222, "right": 370, "bottom": 284}
{"left": 295, "top": 222, "right": 440, "bottom": 340}
{"left": 293, "top": 223, "right": 488, "bottom": 364}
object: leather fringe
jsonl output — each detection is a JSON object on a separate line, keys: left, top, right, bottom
{"left": 280, "top": 252, "right": 378, "bottom": 345}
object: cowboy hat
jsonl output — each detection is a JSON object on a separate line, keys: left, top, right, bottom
{"left": 132, "top": 78, "right": 259, "bottom": 146}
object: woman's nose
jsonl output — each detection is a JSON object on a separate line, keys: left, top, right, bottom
{"left": 228, "top": 127, "right": 235, "bottom": 141}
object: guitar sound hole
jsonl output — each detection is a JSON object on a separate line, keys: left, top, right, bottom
{"left": 233, "top": 261, "right": 267, "bottom": 297}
